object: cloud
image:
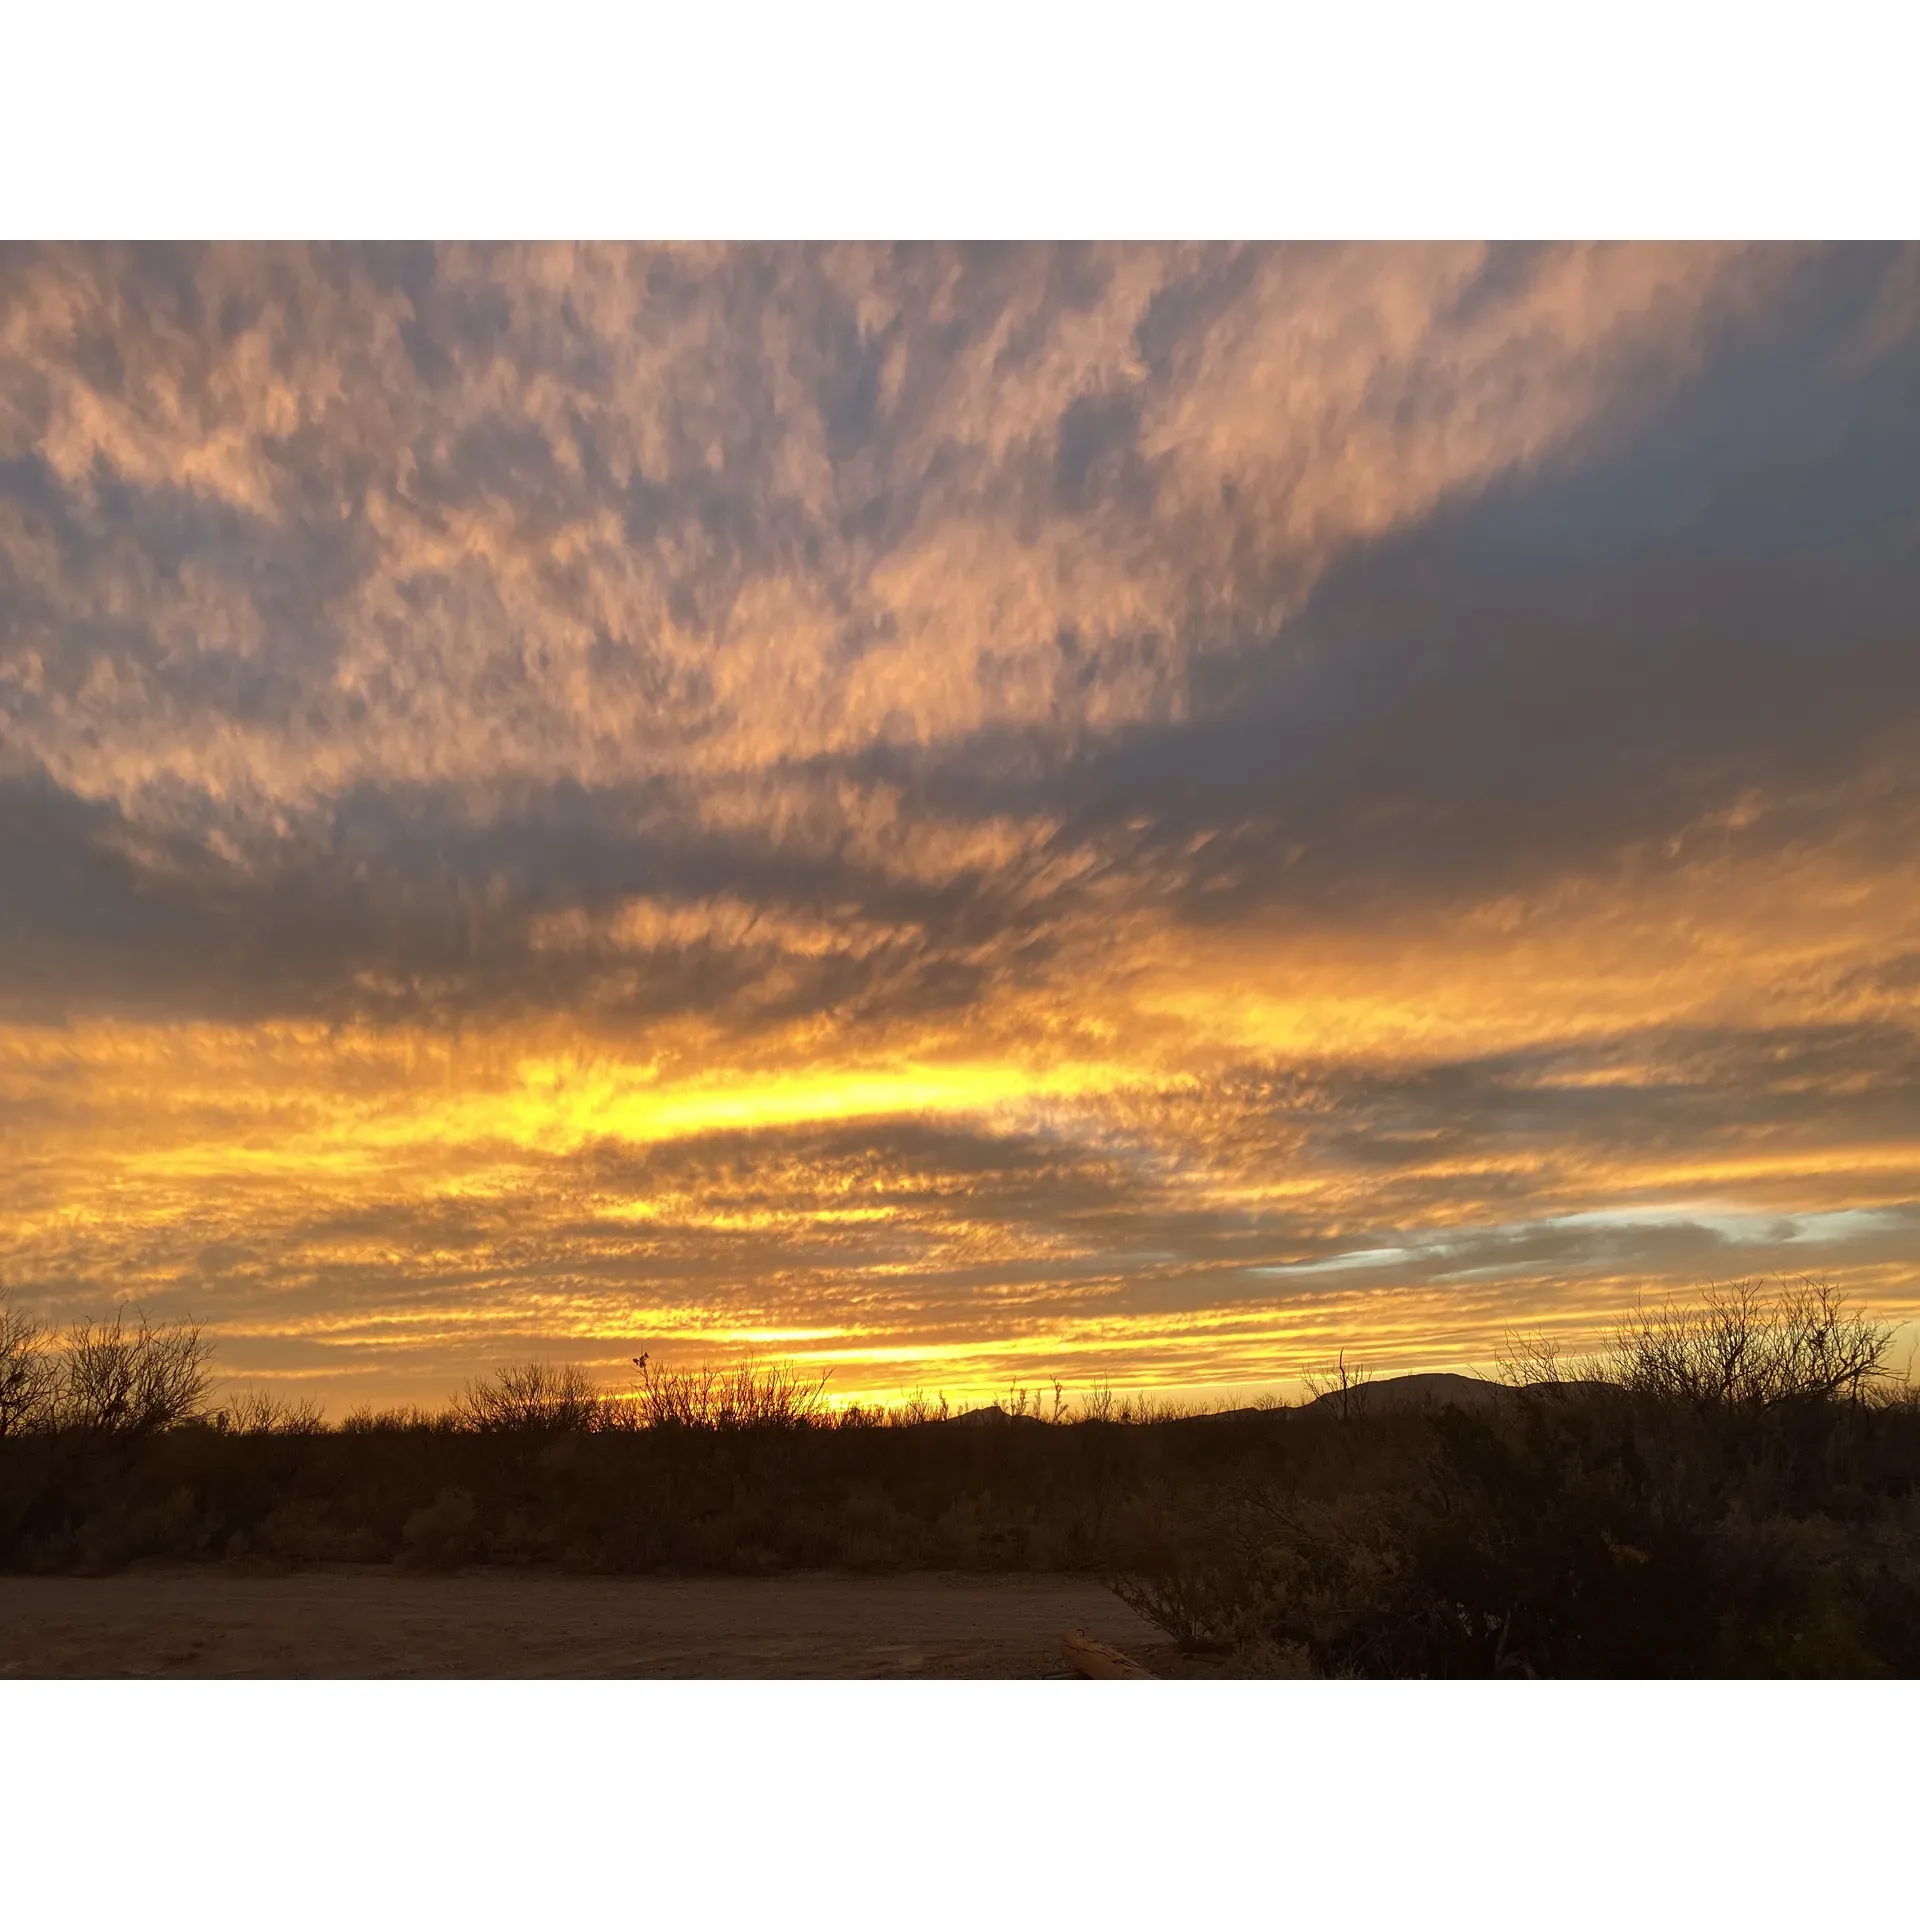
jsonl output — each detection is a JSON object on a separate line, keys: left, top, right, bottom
{"left": 2, "top": 243, "right": 1918, "bottom": 1406}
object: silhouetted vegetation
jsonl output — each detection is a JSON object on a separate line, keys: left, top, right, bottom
{"left": 0, "top": 1293, "right": 54, "bottom": 1439}
{"left": 1115, "top": 1280, "right": 1920, "bottom": 1676}
{"left": 1, "top": 1279, "right": 1915, "bottom": 1675}
{"left": 455, "top": 1360, "right": 603, "bottom": 1436}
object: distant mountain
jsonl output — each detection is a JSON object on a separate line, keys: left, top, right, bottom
{"left": 948, "top": 1403, "right": 1043, "bottom": 1427}
{"left": 1138, "top": 1371, "right": 1522, "bottom": 1424}
{"left": 948, "top": 1370, "right": 1577, "bottom": 1429}
{"left": 1301, "top": 1372, "right": 1515, "bottom": 1415}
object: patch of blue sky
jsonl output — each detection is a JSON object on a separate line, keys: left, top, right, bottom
{"left": 1247, "top": 1205, "right": 1911, "bottom": 1283}
{"left": 1539, "top": 1205, "right": 1909, "bottom": 1246}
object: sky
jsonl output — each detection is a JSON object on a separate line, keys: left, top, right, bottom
{"left": 2, "top": 241, "right": 1918, "bottom": 1413}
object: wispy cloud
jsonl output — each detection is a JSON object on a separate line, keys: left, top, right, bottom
{"left": 3, "top": 244, "right": 1917, "bottom": 1406}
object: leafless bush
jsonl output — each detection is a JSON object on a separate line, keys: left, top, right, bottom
{"left": 1501, "top": 1278, "right": 1896, "bottom": 1411}
{"left": 398, "top": 1486, "right": 479, "bottom": 1571}
{"left": 990, "top": 1378, "right": 1074, "bottom": 1422}
{"left": 52, "top": 1309, "right": 214, "bottom": 1437}
{"left": 0, "top": 1290, "right": 56, "bottom": 1438}
{"left": 1112, "top": 1391, "right": 1184, "bottom": 1425}
{"left": 1110, "top": 1562, "right": 1246, "bottom": 1652}
{"left": 223, "top": 1389, "right": 328, "bottom": 1436}
{"left": 456, "top": 1360, "right": 604, "bottom": 1434}
{"left": 1301, "top": 1350, "right": 1377, "bottom": 1421}
{"left": 1865, "top": 1364, "right": 1919, "bottom": 1412}
{"left": 1496, "top": 1329, "right": 1608, "bottom": 1391}
{"left": 340, "top": 1403, "right": 460, "bottom": 1434}
{"left": 1610, "top": 1278, "right": 1893, "bottom": 1410}
{"left": 1081, "top": 1377, "right": 1116, "bottom": 1422}
{"left": 882, "top": 1388, "right": 950, "bottom": 1427}
{"left": 638, "top": 1359, "right": 830, "bottom": 1431}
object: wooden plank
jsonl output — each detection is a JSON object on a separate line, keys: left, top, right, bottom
{"left": 1061, "top": 1628, "right": 1155, "bottom": 1679}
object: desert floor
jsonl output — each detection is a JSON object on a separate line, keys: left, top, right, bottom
{"left": 0, "top": 1567, "right": 1173, "bottom": 1678}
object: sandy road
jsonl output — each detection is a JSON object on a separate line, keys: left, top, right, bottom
{"left": 0, "top": 1566, "right": 1171, "bottom": 1678}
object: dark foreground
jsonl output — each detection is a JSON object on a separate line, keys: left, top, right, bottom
{"left": 8, "top": 1384, "right": 1920, "bottom": 1675}
{"left": 0, "top": 1568, "right": 1172, "bottom": 1679}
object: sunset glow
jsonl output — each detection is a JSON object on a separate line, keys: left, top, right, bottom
{"left": 4, "top": 242, "right": 1918, "bottom": 1409}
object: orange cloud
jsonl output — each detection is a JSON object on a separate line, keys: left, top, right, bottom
{"left": 2, "top": 244, "right": 1917, "bottom": 1411}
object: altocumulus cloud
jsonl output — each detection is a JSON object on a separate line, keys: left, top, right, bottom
{"left": 2, "top": 242, "right": 1918, "bottom": 1408}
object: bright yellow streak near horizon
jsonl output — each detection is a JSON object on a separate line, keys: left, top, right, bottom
{"left": 6, "top": 814, "right": 1920, "bottom": 1422}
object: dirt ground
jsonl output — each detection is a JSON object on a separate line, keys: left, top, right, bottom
{"left": 0, "top": 1567, "right": 1174, "bottom": 1678}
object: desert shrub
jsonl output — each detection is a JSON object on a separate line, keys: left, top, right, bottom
{"left": 51, "top": 1310, "right": 214, "bottom": 1438}
{"left": 339, "top": 1403, "right": 461, "bottom": 1434}
{"left": 1299, "top": 1352, "right": 1378, "bottom": 1423}
{"left": 3, "top": 1276, "right": 1913, "bottom": 1677}
{"left": 456, "top": 1361, "right": 603, "bottom": 1435}
{"left": 0, "top": 1291, "right": 55, "bottom": 1438}
{"left": 1610, "top": 1278, "right": 1892, "bottom": 1409}
{"left": 638, "top": 1359, "right": 829, "bottom": 1432}
{"left": 1111, "top": 1380, "right": 1920, "bottom": 1677}
{"left": 1501, "top": 1277, "right": 1895, "bottom": 1411}
{"left": 1073, "top": 1385, "right": 1186, "bottom": 1427}
{"left": 832, "top": 1486, "right": 910, "bottom": 1570}
{"left": 224, "top": 1390, "right": 328, "bottom": 1436}
{"left": 1111, "top": 1552, "right": 1251, "bottom": 1654}
{"left": 68, "top": 1487, "right": 212, "bottom": 1575}
{"left": 399, "top": 1486, "right": 480, "bottom": 1571}
{"left": 882, "top": 1389, "right": 950, "bottom": 1428}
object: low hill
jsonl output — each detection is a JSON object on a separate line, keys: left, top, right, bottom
{"left": 1301, "top": 1372, "right": 1516, "bottom": 1415}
